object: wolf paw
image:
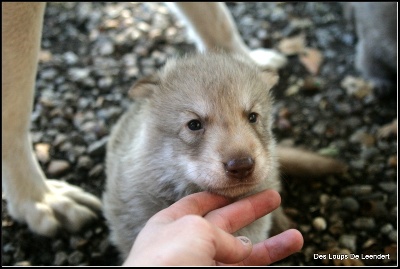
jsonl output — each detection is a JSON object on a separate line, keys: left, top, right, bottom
{"left": 6, "top": 180, "right": 102, "bottom": 237}
{"left": 249, "top": 49, "right": 287, "bottom": 70}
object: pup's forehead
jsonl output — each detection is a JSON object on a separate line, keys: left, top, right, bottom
{"left": 151, "top": 53, "right": 276, "bottom": 122}
{"left": 160, "top": 54, "right": 270, "bottom": 99}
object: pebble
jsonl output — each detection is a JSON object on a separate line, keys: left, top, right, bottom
{"left": 87, "top": 136, "right": 109, "bottom": 156}
{"left": 339, "top": 234, "right": 357, "bottom": 252}
{"left": 41, "top": 68, "right": 58, "bottom": 80}
{"left": 70, "top": 236, "right": 89, "bottom": 249}
{"left": 47, "top": 160, "right": 71, "bottom": 176}
{"left": 352, "top": 217, "right": 375, "bottom": 230}
{"left": 88, "top": 164, "right": 104, "bottom": 178}
{"left": 378, "top": 182, "right": 397, "bottom": 193}
{"left": 380, "top": 223, "right": 394, "bottom": 235}
{"left": 63, "top": 51, "right": 79, "bottom": 65}
{"left": 34, "top": 143, "right": 51, "bottom": 163}
{"left": 54, "top": 251, "right": 68, "bottom": 266}
{"left": 98, "top": 39, "right": 115, "bottom": 56}
{"left": 52, "top": 240, "right": 66, "bottom": 252}
{"left": 388, "top": 230, "right": 397, "bottom": 243}
{"left": 341, "top": 185, "right": 372, "bottom": 196}
{"left": 77, "top": 155, "right": 93, "bottom": 170}
{"left": 98, "top": 76, "right": 113, "bottom": 90}
{"left": 312, "top": 217, "right": 327, "bottom": 231}
{"left": 68, "top": 68, "right": 90, "bottom": 81}
{"left": 319, "top": 193, "right": 330, "bottom": 206}
{"left": 53, "top": 134, "right": 68, "bottom": 148}
{"left": 342, "top": 197, "right": 359, "bottom": 212}
{"left": 14, "top": 261, "right": 31, "bottom": 266}
{"left": 360, "top": 147, "right": 380, "bottom": 161}
{"left": 387, "top": 156, "right": 397, "bottom": 168}
{"left": 68, "top": 251, "right": 85, "bottom": 266}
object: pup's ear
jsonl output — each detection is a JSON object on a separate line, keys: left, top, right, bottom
{"left": 128, "top": 74, "right": 160, "bottom": 99}
{"left": 261, "top": 70, "right": 279, "bottom": 89}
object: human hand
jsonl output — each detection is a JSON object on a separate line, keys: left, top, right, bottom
{"left": 123, "top": 189, "right": 303, "bottom": 266}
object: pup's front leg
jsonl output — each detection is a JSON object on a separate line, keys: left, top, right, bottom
{"left": 2, "top": 2, "right": 101, "bottom": 237}
{"left": 169, "top": 2, "right": 287, "bottom": 70}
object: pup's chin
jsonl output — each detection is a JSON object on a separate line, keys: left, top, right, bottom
{"left": 206, "top": 183, "right": 258, "bottom": 198}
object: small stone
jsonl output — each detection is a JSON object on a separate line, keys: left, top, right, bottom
{"left": 362, "top": 238, "right": 377, "bottom": 249}
{"left": 388, "top": 156, "right": 397, "bottom": 168}
{"left": 302, "top": 76, "right": 324, "bottom": 91}
{"left": 70, "top": 236, "right": 88, "bottom": 249}
{"left": 377, "top": 119, "right": 397, "bottom": 138}
{"left": 77, "top": 156, "right": 93, "bottom": 170}
{"left": 319, "top": 194, "right": 329, "bottom": 206}
{"left": 14, "top": 261, "right": 31, "bottom": 266}
{"left": 68, "top": 250, "right": 85, "bottom": 266}
{"left": 98, "top": 76, "right": 113, "bottom": 89}
{"left": 312, "top": 122, "right": 326, "bottom": 135}
{"left": 53, "top": 134, "right": 68, "bottom": 148}
{"left": 277, "top": 117, "right": 291, "bottom": 131}
{"left": 339, "top": 234, "right": 357, "bottom": 252}
{"left": 39, "top": 50, "right": 53, "bottom": 62}
{"left": 54, "top": 251, "right": 68, "bottom": 266}
{"left": 350, "top": 159, "right": 365, "bottom": 170}
{"left": 300, "top": 224, "right": 311, "bottom": 233}
{"left": 87, "top": 137, "right": 108, "bottom": 156}
{"left": 312, "top": 217, "right": 327, "bottom": 231}
{"left": 52, "top": 240, "right": 66, "bottom": 252}
{"left": 63, "top": 51, "right": 79, "bottom": 65}
{"left": 360, "top": 147, "right": 379, "bottom": 161}
{"left": 285, "top": 84, "right": 300, "bottom": 96}
{"left": 68, "top": 68, "right": 90, "bottom": 81}
{"left": 388, "top": 230, "right": 397, "bottom": 243}
{"left": 47, "top": 160, "right": 70, "bottom": 176}
{"left": 98, "top": 40, "right": 114, "bottom": 56}
{"left": 35, "top": 143, "right": 51, "bottom": 163}
{"left": 342, "top": 197, "right": 359, "bottom": 212}
{"left": 88, "top": 164, "right": 104, "bottom": 178}
{"left": 341, "top": 75, "right": 373, "bottom": 99}
{"left": 341, "top": 185, "right": 372, "bottom": 196}
{"left": 352, "top": 217, "right": 375, "bottom": 230}
{"left": 380, "top": 223, "right": 394, "bottom": 235}
{"left": 41, "top": 68, "right": 58, "bottom": 80}
{"left": 379, "top": 182, "right": 397, "bottom": 193}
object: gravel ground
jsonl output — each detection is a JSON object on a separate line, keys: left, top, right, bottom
{"left": 2, "top": 2, "right": 397, "bottom": 266}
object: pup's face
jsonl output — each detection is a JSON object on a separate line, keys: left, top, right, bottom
{"left": 130, "top": 54, "right": 279, "bottom": 198}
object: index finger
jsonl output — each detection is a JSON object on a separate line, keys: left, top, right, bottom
{"left": 204, "top": 189, "right": 281, "bottom": 233}
{"left": 151, "top": 191, "right": 232, "bottom": 223}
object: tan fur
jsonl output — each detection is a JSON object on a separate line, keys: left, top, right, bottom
{"left": 103, "top": 53, "right": 346, "bottom": 259}
{"left": 2, "top": 2, "right": 286, "bottom": 237}
{"left": 277, "top": 146, "right": 348, "bottom": 179}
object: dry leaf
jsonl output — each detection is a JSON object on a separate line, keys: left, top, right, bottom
{"left": 278, "top": 33, "right": 306, "bottom": 55}
{"left": 299, "top": 48, "right": 323, "bottom": 75}
{"left": 377, "top": 119, "right": 397, "bottom": 138}
{"left": 341, "top": 76, "right": 373, "bottom": 99}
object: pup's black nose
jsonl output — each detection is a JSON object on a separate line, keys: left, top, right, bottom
{"left": 225, "top": 157, "right": 255, "bottom": 179}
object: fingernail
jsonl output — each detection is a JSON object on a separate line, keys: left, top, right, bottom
{"left": 238, "top": 236, "right": 251, "bottom": 245}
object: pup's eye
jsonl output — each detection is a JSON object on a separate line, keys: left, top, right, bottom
{"left": 187, "top": 120, "right": 203, "bottom": 131}
{"left": 248, "top": 112, "right": 258, "bottom": 123}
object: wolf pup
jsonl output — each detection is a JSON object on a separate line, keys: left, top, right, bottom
{"left": 103, "top": 53, "right": 345, "bottom": 259}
